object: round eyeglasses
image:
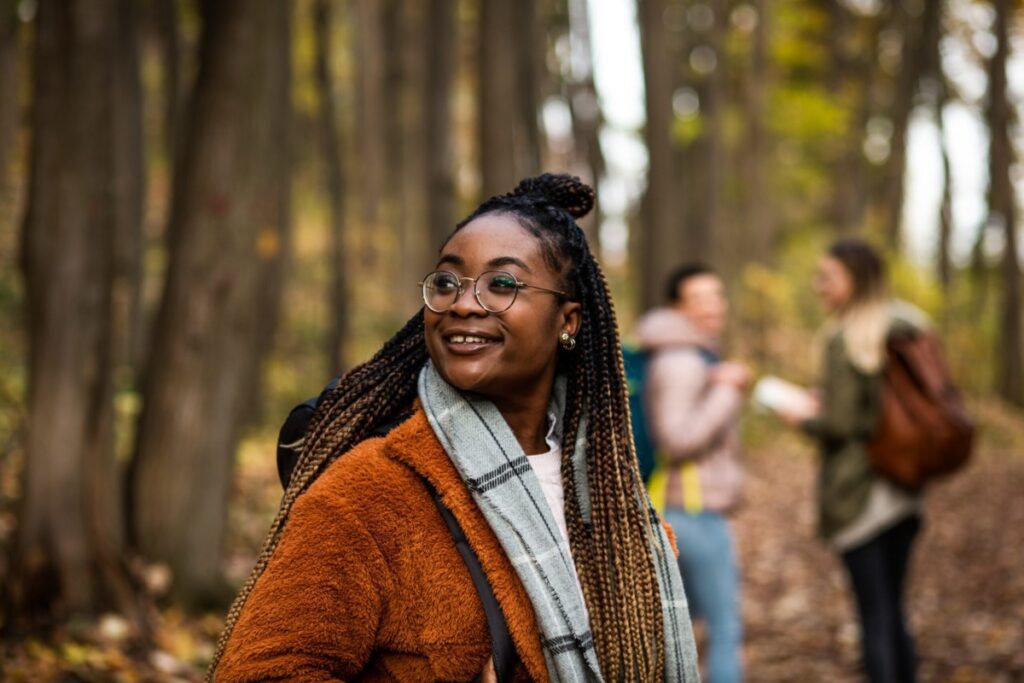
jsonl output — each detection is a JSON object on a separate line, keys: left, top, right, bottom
{"left": 419, "top": 270, "right": 568, "bottom": 314}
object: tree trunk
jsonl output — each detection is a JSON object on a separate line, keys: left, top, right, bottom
{"left": 0, "top": 0, "right": 20, "bottom": 200}
{"left": 130, "top": 0, "right": 292, "bottom": 605}
{"left": 112, "top": 0, "right": 145, "bottom": 383}
{"left": 424, "top": 0, "right": 456, "bottom": 262}
{"left": 478, "top": 0, "right": 520, "bottom": 197}
{"left": 741, "top": 0, "right": 771, "bottom": 262}
{"left": 986, "top": 0, "right": 1023, "bottom": 405}
{"left": 9, "top": 0, "right": 141, "bottom": 629}
{"left": 396, "top": 0, "right": 429, "bottom": 313}
{"left": 382, "top": 0, "right": 404, "bottom": 282}
{"left": 567, "top": 0, "right": 605, "bottom": 246}
{"left": 936, "top": 113, "right": 954, "bottom": 291}
{"left": 825, "top": 2, "right": 874, "bottom": 233}
{"left": 925, "top": 1, "right": 953, "bottom": 291}
{"left": 313, "top": 0, "right": 348, "bottom": 375}
{"left": 698, "top": 0, "right": 725, "bottom": 270}
{"left": 155, "top": 0, "right": 181, "bottom": 171}
{"left": 637, "top": 0, "right": 682, "bottom": 309}
{"left": 881, "top": 2, "right": 926, "bottom": 247}
{"left": 674, "top": 0, "right": 721, "bottom": 270}
{"left": 515, "top": 0, "right": 541, "bottom": 178}
{"left": 354, "top": 0, "right": 386, "bottom": 263}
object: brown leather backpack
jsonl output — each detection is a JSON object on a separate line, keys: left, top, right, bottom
{"left": 867, "top": 330, "right": 975, "bottom": 490}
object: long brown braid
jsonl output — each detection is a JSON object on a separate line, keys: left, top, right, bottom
{"left": 208, "top": 174, "right": 666, "bottom": 680}
{"left": 206, "top": 313, "right": 428, "bottom": 680}
{"left": 451, "top": 173, "right": 667, "bottom": 678}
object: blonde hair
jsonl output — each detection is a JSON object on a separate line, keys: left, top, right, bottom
{"left": 836, "top": 297, "right": 890, "bottom": 373}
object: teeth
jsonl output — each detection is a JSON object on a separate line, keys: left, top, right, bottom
{"left": 450, "top": 335, "right": 489, "bottom": 344}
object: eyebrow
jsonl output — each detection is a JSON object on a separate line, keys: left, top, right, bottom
{"left": 435, "top": 254, "right": 533, "bottom": 273}
{"left": 436, "top": 254, "right": 464, "bottom": 268}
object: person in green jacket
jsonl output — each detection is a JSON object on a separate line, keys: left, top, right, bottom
{"left": 780, "top": 238, "right": 924, "bottom": 683}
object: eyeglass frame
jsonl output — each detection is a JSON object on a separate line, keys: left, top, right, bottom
{"left": 418, "top": 269, "right": 570, "bottom": 314}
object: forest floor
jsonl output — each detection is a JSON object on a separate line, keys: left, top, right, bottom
{"left": 3, "top": 402, "right": 1023, "bottom": 682}
{"left": 733, "top": 400, "right": 1024, "bottom": 682}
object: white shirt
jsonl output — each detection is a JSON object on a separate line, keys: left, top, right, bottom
{"left": 526, "top": 444, "right": 571, "bottom": 544}
{"left": 526, "top": 411, "right": 571, "bottom": 542}
{"left": 526, "top": 413, "right": 588, "bottom": 613}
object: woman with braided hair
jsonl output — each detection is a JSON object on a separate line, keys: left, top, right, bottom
{"left": 211, "top": 174, "right": 700, "bottom": 682}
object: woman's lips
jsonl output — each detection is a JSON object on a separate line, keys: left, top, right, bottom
{"left": 442, "top": 333, "right": 500, "bottom": 354}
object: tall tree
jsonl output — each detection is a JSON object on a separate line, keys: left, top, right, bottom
{"left": 740, "top": 0, "right": 772, "bottom": 261}
{"left": 354, "top": 0, "right": 386, "bottom": 262}
{"left": 423, "top": 0, "right": 457, "bottom": 265}
{"left": 155, "top": 0, "right": 182, "bottom": 170}
{"left": 823, "top": 1, "right": 874, "bottom": 233}
{"left": 515, "top": 0, "right": 542, "bottom": 177}
{"left": 478, "top": 0, "right": 521, "bottom": 197}
{"left": 986, "top": 0, "right": 1023, "bottom": 405}
{"left": 130, "top": 0, "right": 292, "bottom": 605}
{"left": 0, "top": 0, "right": 20, "bottom": 199}
{"left": 880, "top": 1, "right": 927, "bottom": 246}
{"left": 919, "top": 0, "right": 955, "bottom": 290}
{"left": 567, "top": 0, "right": 606, "bottom": 244}
{"left": 695, "top": 0, "right": 726, "bottom": 269}
{"left": 396, "top": 0, "right": 430, "bottom": 312}
{"left": 9, "top": 0, "right": 142, "bottom": 628}
{"left": 313, "top": 0, "right": 349, "bottom": 374}
{"left": 637, "top": 0, "right": 683, "bottom": 309}
{"left": 111, "top": 0, "right": 145, "bottom": 381}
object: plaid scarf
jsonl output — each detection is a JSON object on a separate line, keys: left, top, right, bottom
{"left": 418, "top": 362, "right": 700, "bottom": 682}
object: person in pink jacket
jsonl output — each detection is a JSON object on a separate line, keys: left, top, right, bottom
{"left": 635, "top": 264, "right": 750, "bottom": 683}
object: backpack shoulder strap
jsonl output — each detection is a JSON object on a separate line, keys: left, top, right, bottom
{"left": 886, "top": 330, "right": 951, "bottom": 398}
{"left": 420, "top": 476, "right": 518, "bottom": 683}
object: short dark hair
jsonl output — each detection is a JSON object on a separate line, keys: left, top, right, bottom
{"left": 665, "top": 263, "right": 716, "bottom": 303}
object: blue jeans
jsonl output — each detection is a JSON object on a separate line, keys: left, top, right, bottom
{"left": 664, "top": 508, "right": 743, "bottom": 683}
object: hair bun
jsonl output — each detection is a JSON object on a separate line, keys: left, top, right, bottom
{"left": 511, "top": 173, "right": 595, "bottom": 219}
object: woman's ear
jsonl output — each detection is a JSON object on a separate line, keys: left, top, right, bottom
{"left": 560, "top": 301, "right": 582, "bottom": 339}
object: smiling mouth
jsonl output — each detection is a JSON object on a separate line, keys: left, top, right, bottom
{"left": 442, "top": 332, "right": 500, "bottom": 352}
{"left": 447, "top": 334, "right": 492, "bottom": 344}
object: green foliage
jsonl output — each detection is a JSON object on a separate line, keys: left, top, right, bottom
{"left": 670, "top": 114, "right": 704, "bottom": 147}
{"left": 734, "top": 230, "right": 831, "bottom": 383}
{"left": 767, "top": 85, "right": 850, "bottom": 143}
{"left": 771, "top": 2, "right": 831, "bottom": 75}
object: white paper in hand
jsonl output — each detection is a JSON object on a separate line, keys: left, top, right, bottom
{"left": 752, "top": 376, "right": 816, "bottom": 415}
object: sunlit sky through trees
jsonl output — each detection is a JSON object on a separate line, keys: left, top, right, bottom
{"left": 587, "top": 0, "right": 1024, "bottom": 268}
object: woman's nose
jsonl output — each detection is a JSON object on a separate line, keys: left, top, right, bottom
{"left": 449, "top": 281, "right": 486, "bottom": 316}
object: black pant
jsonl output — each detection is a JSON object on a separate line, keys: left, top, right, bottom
{"left": 841, "top": 515, "right": 920, "bottom": 683}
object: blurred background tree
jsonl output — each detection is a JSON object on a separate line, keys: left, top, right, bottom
{"left": 0, "top": 0, "right": 1021, "bottom": 679}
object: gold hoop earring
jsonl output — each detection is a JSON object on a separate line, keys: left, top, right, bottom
{"left": 559, "top": 332, "right": 576, "bottom": 351}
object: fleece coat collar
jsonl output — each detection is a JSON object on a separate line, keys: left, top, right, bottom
{"left": 384, "top": 406, "right": 549, "bottom": 682}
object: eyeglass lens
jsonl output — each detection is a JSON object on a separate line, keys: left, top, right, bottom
{"left": 422, "top": 270, "right": 519, "bottom": 313}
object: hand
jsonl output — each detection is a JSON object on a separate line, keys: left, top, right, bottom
{"left": 479, "top": 657, "right": 497, "bottom": 683}
{"left": 777, "top": 396, "right": 820, "bottom": 427}
{"left": 710, "top": 361, "right": 753, "bottom": 391}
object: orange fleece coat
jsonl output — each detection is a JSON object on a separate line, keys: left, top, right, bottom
{"left": 217, "top": 406, "right": 679, "bottom": 682}
{"left": 216, "top": 407, "right": 548, "bottom": 682}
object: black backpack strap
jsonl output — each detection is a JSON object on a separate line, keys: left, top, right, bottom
{"left": 277, "top": 378, "right": 416, "bottom": 490}
{"left": 420, "top": 477, "right": 518, "bottom": 683}
{"left": 277, "top": 378, "right": 340, "bottom": 489}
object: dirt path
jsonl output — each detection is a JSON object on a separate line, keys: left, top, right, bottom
{"left": 733, "top": 434, "right": 1024, "bottom": 682}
